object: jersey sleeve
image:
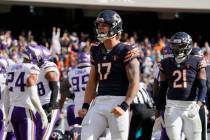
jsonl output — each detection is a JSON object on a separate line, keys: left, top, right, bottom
{"left": 159, "top": 59, "right": 167, "bottom": 73}
{"left": 29, "top": 65, "right": 40, "bottom": 75}
{"left": 197, "top": 57, "right": 206, "bottom": 70}
{"left": 90, "top": 45, "right": 97, "bottom": 66}
{"left": 43, "top": 61, "right": 59, "bottom": 75}
{"left": 122, "top": 44, "right": 140, "bottom": 65}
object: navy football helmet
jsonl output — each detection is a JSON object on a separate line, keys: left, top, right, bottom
{"left": 95, "top": 10, "right": 123, "bottom": 42}
{"left": 191, "top": 47, "right": 203, "bottom": 56}
{"left": 170, "top": 32, "right": 192, "bottom": 63}
{"left": 50, "top": 130, "right": 66, "bottom": 140}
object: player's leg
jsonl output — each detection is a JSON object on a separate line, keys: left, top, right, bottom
{"left": 11, "top": 107, "right": 36, "bottom": 140}
{"left": 164, "top": 107, "right": 182, "bottom": 140}
{"left": 0, "top": 108, "right": 7, "bottom": 140}
{"left": 183, "top": 104, "right": 202, "bottom": 140}
{"left": 22, "top": 109, "right": 36, "bottom": 140}
{"left": 160, "top": 111, "right": 169, "bottom": 140}
{"left": 81, "top": 105, "right": 107, "bottom": 140}
{"left": 199, "top": 105, "right": 207, "bottom": 140}
{"left": 42, "top": 109, "right": 60, "bottom": 140}
{"left": 108, "top": 109, "right": 129, "bottom": 140}
{"left": 67, "top": 104, "right": 76, "bottom": 126}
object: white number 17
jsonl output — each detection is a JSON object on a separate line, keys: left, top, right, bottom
{"left": 98, "top": 62, "right": 111, "bottom": 80}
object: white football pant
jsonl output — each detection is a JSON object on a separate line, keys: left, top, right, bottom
{"left": 164, "top": 100, "right": 202, "bottom": 140}
{"left": 81, "top": 96, "right": 129, "bottom": 140}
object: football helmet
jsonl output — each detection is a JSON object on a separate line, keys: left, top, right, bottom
{"left": 0, "top": 56, "right": 8, "bottom": 73}
{"left": 77, "top": 52, "right": 90, "bottom": 67}
{"left": 95, "top": 10, "right": 123, "bottom": 42}
{"left": 22, "top": 45, "right": 42, "bottom": 65}
{"left": 40, "top": 45, "right": 51, "bottom": 61}
{"left": 50, "top": 130, "right": 66, "bottom": 140}
{"left": 170, "top": 32, "right": 192, "bottom": 63}
{"left": 191, "top": 47, "right": 203, "bottom": 56}
{"left": 161, "top": 45, "right": 173, "bottom": 58}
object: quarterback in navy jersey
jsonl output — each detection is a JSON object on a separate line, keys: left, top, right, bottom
{"left": 78, "top": 10, "right": 140, "bottom": 140}
{"left": 156, "top": 32, "right": 207, "bottom": 140}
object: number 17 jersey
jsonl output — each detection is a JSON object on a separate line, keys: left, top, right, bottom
{"left": 90, "top": 43, "right": 140, "bottom": 96}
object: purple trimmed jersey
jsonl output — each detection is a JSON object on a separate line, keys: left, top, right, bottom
{"left": 37, "top": 61, "right": 60, "bottom": 105}
{"left": 68, "top": 66, "right": 90, "bottom": 117}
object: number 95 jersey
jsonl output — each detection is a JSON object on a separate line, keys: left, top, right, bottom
{"left": 68, "top": 66, "right": 90, "bottom": 103}
{"left": 90, "top": 43, "right": 140, "bottom": 96}
{"left": 159, "top": 55, "right": 206, "bottom": 101}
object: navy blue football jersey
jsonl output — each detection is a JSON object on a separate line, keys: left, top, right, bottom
{"left": 159, "top": 55, "right": 206, "bottom": 101}
{"left": 90, "top": 43, "right": 140, "bottom": 96}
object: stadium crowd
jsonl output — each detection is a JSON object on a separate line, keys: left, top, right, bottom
{"left": 1, "top": 14, "right": 210, "bottom": 139}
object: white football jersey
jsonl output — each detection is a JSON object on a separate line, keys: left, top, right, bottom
{"left": 6, "top": 63, "right": 40, "bottom": 110}
{"left": 68, "top": 66, "right": 90, "bottom": 105}
{"left": 0, "top": 73, "right": 6, "bottom": 109}
{"left": 38, "top": 61, "right": 60, "bottom": 105}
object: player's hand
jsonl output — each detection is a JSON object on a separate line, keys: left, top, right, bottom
{"left": 155, "top": 110, "right": 161, "bottom": 119}
{"left": 57, "top": 28, "right": 61, "bottom": 32}
{"left": 111, "top": 106, "right": 125, "bottom": 116}
{"left": 4, "top": 119, "right": 13, "bottom": 132}
{"left": 59, "top": 112, "right": 65, "bottom": 119}
{"left": 41, "top": 113, "right": 48, "bottom": 129}
{"left": 52, "top": 27, "right": 56, "bottom": 31}
{"left": 78, "top": 109, "right": 88, "bottom": 118}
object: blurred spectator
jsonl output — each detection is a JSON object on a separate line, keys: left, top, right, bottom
{"left": 51, "top": 27, "right": 61, "bottom": 55}
{"left": 27, "top": 30, "right": 37, "bottom": 45}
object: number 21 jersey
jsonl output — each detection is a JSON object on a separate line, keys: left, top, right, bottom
{"left": 159, "top": 55, "right": 206, "bottom": 101}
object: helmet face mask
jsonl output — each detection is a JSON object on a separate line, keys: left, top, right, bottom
{"left": 170, "top": 32, "right": 192, "bottom": 63}
{"left": 95, "top": 10, "right": 123, "bottom": 42}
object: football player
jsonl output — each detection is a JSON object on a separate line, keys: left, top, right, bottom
{"left": 78, "top": 10, "right": 140, "bottom": 140}
{"left": 35, "top": 45, "right": 60, "bottom": 140}
{"left": 67, "top": 52, "right": 91, "bottom": 139}
{"left": 156, "top": 32, "right": 206, "bottom": 140}
{"left": 4, "top": 45, "right": 48, "bottom": 140}
{"left": 0, "top": 57, "right": 9, "bottom": 140}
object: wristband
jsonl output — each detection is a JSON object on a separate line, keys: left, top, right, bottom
{"left": 118, "top": 101, "right": 129, "bottom": 111}
{"left": 82, "top": 103, "right": 90, "bottom": 110}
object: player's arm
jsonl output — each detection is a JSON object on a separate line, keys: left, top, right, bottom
{"left": 112, "top": 58, "right": 140, "bottom": 116}
{"left": 45, "top": 71, "right": 60, "bottom": 109}
{"left": 197, "top": 67, "right": 207, "bottom": 107}
{"left": 27, "top": 73, "right": 48, "bottom": 128}
{"left": 124, "top": 58, "right": 140, "bottom": 106}
{"left": 59, "top": 78, "right": 74, "bottom": 110}
{"left": 3, "top": 84, "right": 10, "bottom": 119}
{"left": 156, "top": 71, "right": 168, "bottom": 112}
{"left": 82, "top": 65, "right": 98, "bottom": 110}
